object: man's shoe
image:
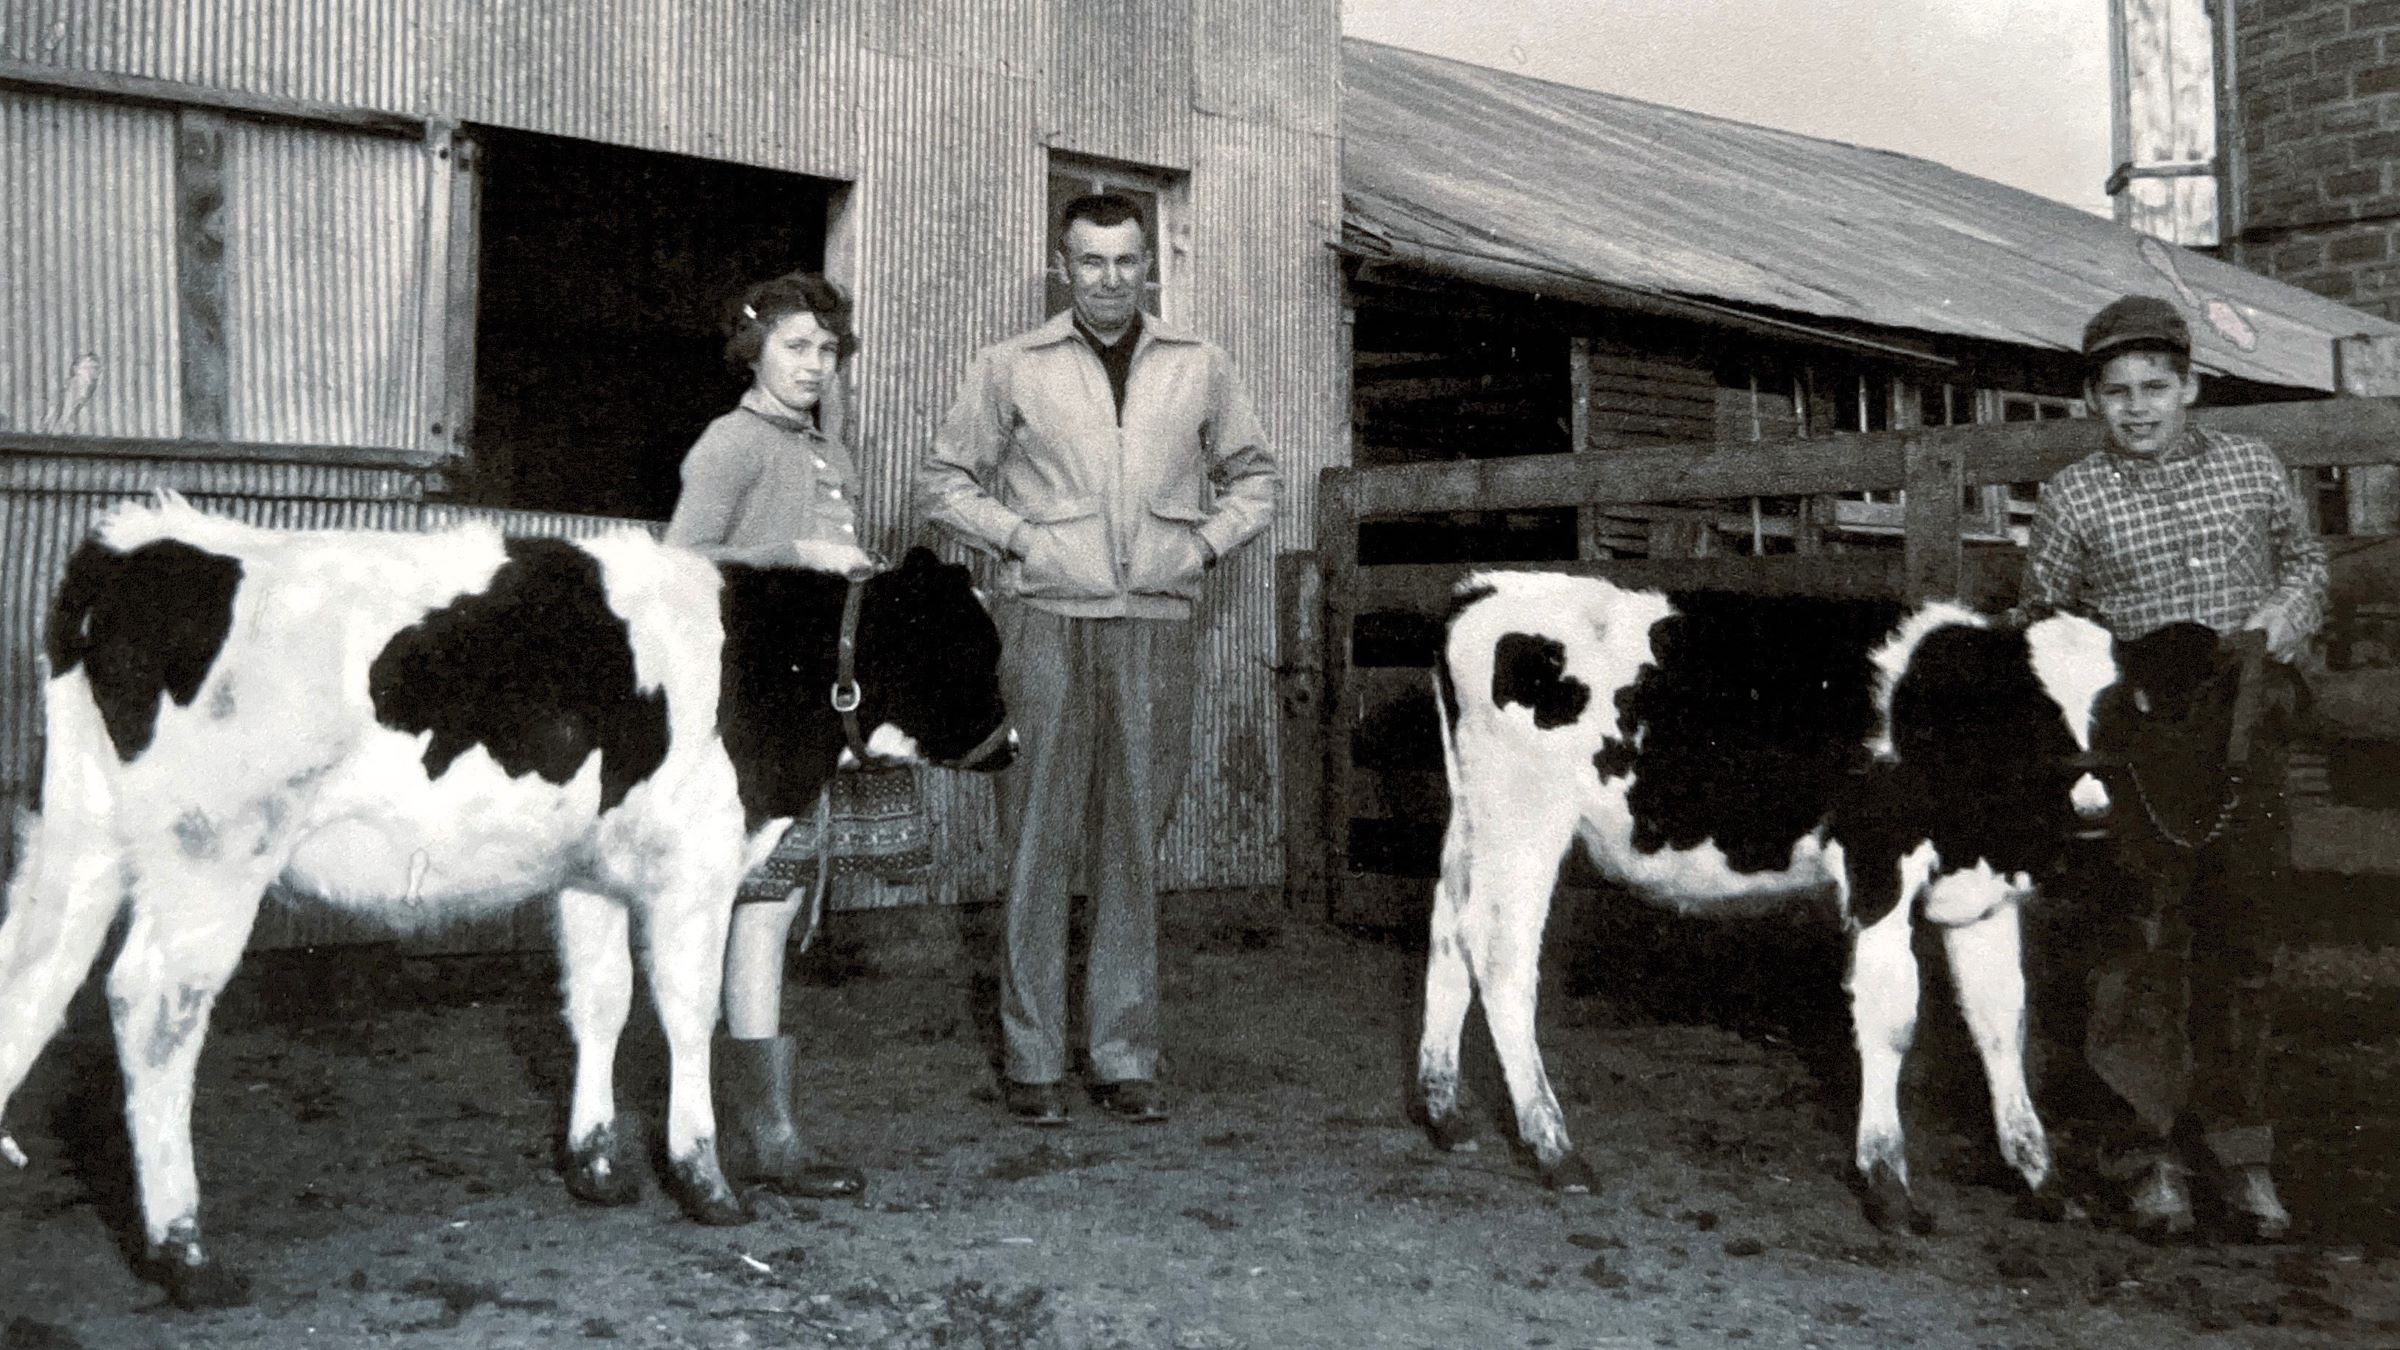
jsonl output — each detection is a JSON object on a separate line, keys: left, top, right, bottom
{"left": 1004, "top": 1080, "right": 1070, "bottom": 1128}
{"left": 2127, "top": 1158, "right": 2194, "bottom": 1239}
{"left": 1090, "top": 1079, "right": 1169, "bottom": 1124}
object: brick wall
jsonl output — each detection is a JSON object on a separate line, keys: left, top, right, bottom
{"left": 2236, "top": 0, "right": 2400, "bottom": 320}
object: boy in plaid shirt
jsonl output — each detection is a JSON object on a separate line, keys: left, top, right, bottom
{"left": 2025, "top": 294, "right": 2326, "bottom": 1241}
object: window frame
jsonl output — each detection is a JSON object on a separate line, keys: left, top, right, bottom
{"left": 1044, "top": 153, "right": 1190, "bottom": 326}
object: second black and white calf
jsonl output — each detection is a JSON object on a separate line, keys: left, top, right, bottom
{"left": 1419, "top": 572, "right": 2125, "bottom": 1230}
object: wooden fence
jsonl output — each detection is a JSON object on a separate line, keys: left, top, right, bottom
{"left": 1292, "top": 390, "right": 2400, "bottom": 925}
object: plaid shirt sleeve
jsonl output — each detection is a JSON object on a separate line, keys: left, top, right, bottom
{"left": 2260, "top": 452, "right": 2330, "bottom": 640}
{"left": 2023, "top": 476, "right": 2090, "bottom": 619}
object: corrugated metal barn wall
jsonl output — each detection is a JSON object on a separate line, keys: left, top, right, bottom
{"left": 0, "top": 0, "right": 1344, "bottom": 911}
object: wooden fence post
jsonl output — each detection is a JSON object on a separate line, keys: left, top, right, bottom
{"left": 1315, "top": 470, "right": 1361, "bottom": 921}
{"left": 2338, "top": 336, "right": 2400, "bottom": 533}
{"left": 1901, "top": 434, "right": 1964, "bottom": 601}
{"left": 1276, "top": 550, "right": 1324, "bottom": 912}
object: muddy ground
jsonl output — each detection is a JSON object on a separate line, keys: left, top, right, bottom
{"left": 2, "top": 887, "right": 2395, "bottom": 1349}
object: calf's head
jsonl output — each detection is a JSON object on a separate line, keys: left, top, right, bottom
{"left": 847, "top": 547, "right": 1015, "bottom": 772}
{"left": 2086, "top": 621, "right": 2263, "bottom": 851}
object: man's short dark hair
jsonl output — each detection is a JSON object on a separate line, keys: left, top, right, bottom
{"left": 1055, "top": 193, "right": 1151, "bottom": 252}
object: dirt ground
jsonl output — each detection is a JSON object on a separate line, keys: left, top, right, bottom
{"left": 3, "top": 887, "right": 2396, "bottom": 1349}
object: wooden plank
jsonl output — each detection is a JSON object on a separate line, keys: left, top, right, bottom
{"left": 414, "top": 123, "right": 458, "bottom": 459}
{"left": 0, "top": 59, "right": 424, "bottom": 137}
{"left": 1586, "top": 352, "right": 1720, "bottom": 392}
{"left": 2338, "top": 336, "right": 2400, "bottom": 533}
{"left": 1587, "top": 370, "right": 1721, "bottom": 404}
{"left": 175, "top": 110, "right": 229, "bottom": 441}
{"left": 1358, "top": 555, "right": 1904, "bottom": 615}
{"left": 1574, "top": 335, "right": 1603, "bottom": 559}
{"left": 2199, "top": 398, "right": 2400, "bottom": 468}
{"left": 1352, "top": 374, "right": 1560, "bottom": 410}
{"left": 1353, "top": 552, "right": 2024, "bottom": 617}
{"left": 1316, "top": 469, "right": 1361, "bottom": 922}
{"left": 1275, "top": 550, "right": 1324, "bottom": 912}
{"left": 1586, "top": 390, "right": 1726, "bottom": 422}
{"left": 0, "top": 432, "right": 446, "bottom": 471}
{"left": 441, "top": 129, "right": 483, "bottom": 460}
{"left": 1901, "top": 434, "right": 1964, "bottom": 600}
{"left": 1345, "top": 396, "right": 2400, "bottom": 519}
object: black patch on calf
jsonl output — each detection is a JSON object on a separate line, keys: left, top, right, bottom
{"left": 2090, "top": 621, "right": 2251, "bottom": 856}
{"left": 1831, "top": 621, "right": 2090, "bottom": 928}
{"left": 1492, "top": 632, "right": 1589, "bottom": 729}
{"left": 716, "top": 565, "right": 851, "bottom": 830}
{"left": 717, "top": 548, "right": 1009, "bottom": 831}
{"left": 368, "top": 539, "right": 667, "bottom": 812}
{"left": 46, "top": 537, "right": 242, "bottom": 761}
{"left": 1614, "top": 593, "right": 1902, "bottom": 874}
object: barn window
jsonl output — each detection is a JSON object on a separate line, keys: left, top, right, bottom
{"left": 1045, "top": 154, "right": 1186, "bottom": 324}
{"left": 457, "top": 128, "right": 837, "bottom": 520}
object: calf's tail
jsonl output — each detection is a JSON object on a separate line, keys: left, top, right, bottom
{"left": 0, "top": 667, "right": 129, "bottom": 1162}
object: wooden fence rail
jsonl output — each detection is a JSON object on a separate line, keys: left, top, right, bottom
{"left": 1304, "top": 392, "right": 2400, "bottom": 923}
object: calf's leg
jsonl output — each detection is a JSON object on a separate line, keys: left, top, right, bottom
{"left": 1463, "top": 811, "right": 1587, "bottom": 1191}
{"left": 0, "top": 811, "right": 126, "bottom": 1154}
{"left": 1936, "top": 899, "right": 2064, "bottom": 1214}
{"left": 107, "top": 864, "right": 273, "bottom": 1309}
{"left": 638, "top": 882, "right": 744, "bottom": 1225}
{"left": 1846, "top": 843, "right": 1934, "bottom": 1234}
{"left": 556, "top": 885, "right": 639, "bottom": 1207}
{"left": 1414, "top": 818, "right": 1480, "bottom": 1151}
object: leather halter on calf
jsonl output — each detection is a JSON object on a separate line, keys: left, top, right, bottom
{"left": 831, "top": 569, "right": 1013, "bottom": 772}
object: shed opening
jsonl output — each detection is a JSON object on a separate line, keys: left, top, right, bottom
{"left": 462, "top": 128, "right": 836, "bottom": 521}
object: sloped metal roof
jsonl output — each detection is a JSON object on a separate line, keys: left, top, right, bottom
{"left": 1342, "top": 38, "right": 2400, "bottom": 391}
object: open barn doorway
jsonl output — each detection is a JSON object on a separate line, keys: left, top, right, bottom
{"left": 463, "top": 129, "right": 834, "bottom": 520}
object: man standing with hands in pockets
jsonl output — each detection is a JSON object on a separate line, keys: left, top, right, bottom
{"left": 917, "top": 193, "right": 1278, "bottom": 1127}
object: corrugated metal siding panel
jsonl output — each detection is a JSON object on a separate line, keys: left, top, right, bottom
{"left": 1048, "top": 0, "right": 1194, "bottom": 170}
{"left": 1167, "top": 119, "right": 1342, "bottom": 889}
{"left": 861, "top": 0, "right": 1046, "bottom": 73}
{"left": 0, "top": 464, "right": 432, "bottom": 912}
{"left": 1, "top": 0, "right": 425, "bottom": 110}
{"left": 447, "top": 0, "right": 860, "bottom": 179}
{"left": 846, "top": 49, "right": 1046, "bottom": 904}
{"left": 0, "top": 92, "right": 179, "bottom": 438}
{"left": 1191, "top": 0, "right": 1337, "bottom": 135}
{"left": 223, "top": 121, "right": 430, "bottom": 447}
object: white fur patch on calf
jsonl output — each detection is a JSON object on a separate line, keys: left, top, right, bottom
{"left": 1867, "top": 603, "right": 1986, "bottom": 760}
{"left": 2025, "top": 612, "right": 2117, "bottom": 752}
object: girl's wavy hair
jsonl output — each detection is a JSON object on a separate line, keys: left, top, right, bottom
{"left": 723, "top": 272, "right": 859, "bottom": 371}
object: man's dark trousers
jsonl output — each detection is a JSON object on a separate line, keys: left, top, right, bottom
{"left": 995, "top": 604, "right": 1195, "bottom": 1087}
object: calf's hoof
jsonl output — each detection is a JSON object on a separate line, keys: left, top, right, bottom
{"left": 148, "top": 1239, "right": 252, "bottom": 1310}
{"left": 1419, "top": 1106, "right": 1480, "bottom": 1154}
{"left": 1858, "top": 1161, "right": 1935, "bottom": 1236}
{"left": 1539, "top": 1151, "right": 1596, "bottom": 1195}
{"left": 668, "top": 1150, "right": 751, "bottom": 1227}
{"left": 2011, "top": 1187, "right": 2087, "bottom": 1225}
{"left": 2127, "top": 1159, "right": 2194, "bottom": 1242}
{"left": 563, "top": 1122, "right": 642, "bottom": 1208}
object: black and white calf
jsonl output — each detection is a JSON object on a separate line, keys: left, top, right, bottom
{"left": 1418, "top": 572, "right": 2127, "bottom": 1231}
{"left": 0, "top": 494, "right": 1012, "bottom": 1306}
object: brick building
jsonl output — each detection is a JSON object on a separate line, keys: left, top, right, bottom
{"left": 2232, "top": 0, "right": 2400, "bottom": 319}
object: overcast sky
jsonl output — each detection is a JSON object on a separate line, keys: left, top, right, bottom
{"left": 1342, "top": 0, "right": 2116, "bottom": 217}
